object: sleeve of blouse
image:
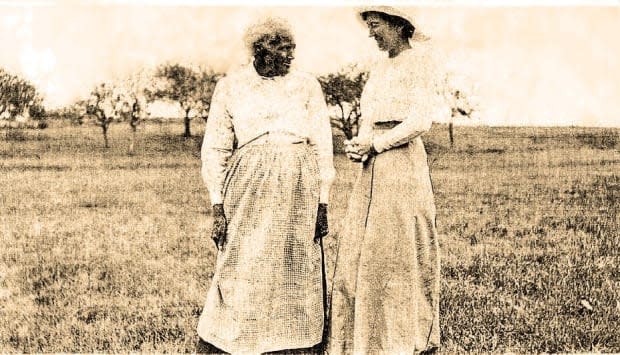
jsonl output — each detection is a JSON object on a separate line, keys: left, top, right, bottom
{"left": 201, "top": 77, "right": 235, "bottom": 206}
{"left": 372, "top": 50, "right": 448, "bottom": 153}
{"left": 307, "top": 78, "right": 336, "bottom": 204}
{"left": 357, "top": 109, "right": 373, "bottom": 142}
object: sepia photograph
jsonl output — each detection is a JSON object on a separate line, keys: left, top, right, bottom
{"left": 1, "top": 0, "right": 618, "bottom": 353}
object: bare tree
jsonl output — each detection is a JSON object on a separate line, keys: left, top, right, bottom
{"left": 86, "top": 83, "right": 117, "bottom": 148}
{"left": 114, "top": 70, "right": 151, "bottom": 154}
{"left": 78, "top": 69, "right": 154, "bottom": 150}
{"left": 443, "top": 73, "right": 477, "bottom": 148}
{"left": 148, "top": 64, "right": 221, "bottom": 138}
{"left": 318, "top": 65, "right": 368, "bottom": 140}
{"left": 127, "top": 96, "right": 143, "bottom": 154}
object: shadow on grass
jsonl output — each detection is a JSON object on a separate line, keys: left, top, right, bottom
{"left": 0, "top": 164, "right": 71, "bottom": 172}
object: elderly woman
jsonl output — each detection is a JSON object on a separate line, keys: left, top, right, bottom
{"left": 328, "top": 6, "right": 447, "bottom": 354}
{"left": 196, "top": 17, "right": 335, "bottom": 354}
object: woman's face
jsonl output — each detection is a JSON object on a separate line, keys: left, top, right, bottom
{"left": 365, "top": 13, "right": 403, "bottom": 52}
{"left": 254, "top": 34, "right": 296, "bottom": 77}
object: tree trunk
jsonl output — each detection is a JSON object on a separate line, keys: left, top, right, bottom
{"left": 129, "top": 125, "right": 137, "bottom": 155}
{"left": 449, "top": 122, "right": 454, "bottom": 148}
{"left": 337, "top": 103, "right": 353, "bottom": 140}
{"left": 102, "top": 124, "right": 109, "bottom": 148}
{"left": 184, "top": 110, "right": 191, "bottom": 138}
{"left": 351, "top": 113, "right": 360, "bottom": 138}
{"left": 343, "top": 122, "right": 353, "bottom": 141}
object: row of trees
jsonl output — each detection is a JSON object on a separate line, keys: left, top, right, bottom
{"left": 53, "top": 65, "right": 222, "bottom": 150}
{"left": 2, "top": 63, "right": 477, "bottom": 149}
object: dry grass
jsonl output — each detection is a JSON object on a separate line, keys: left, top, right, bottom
{"left": 1, "top": 121, "right": 618, "bottom": 353}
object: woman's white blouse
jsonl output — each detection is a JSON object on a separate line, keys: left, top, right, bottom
{"left": 359, "top": 43, "right": 449, "bottom": 153}
{"left": 201, "top": 65, "right": 336, "bottom": 205}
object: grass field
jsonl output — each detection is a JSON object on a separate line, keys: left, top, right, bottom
{"left": 1, "top": 121, "right": 618, "bottom": 353}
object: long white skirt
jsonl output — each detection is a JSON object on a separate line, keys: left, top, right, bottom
{"left": 328, "top": 137, "right": 440, "bottom": 354}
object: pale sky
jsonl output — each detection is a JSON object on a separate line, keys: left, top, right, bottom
{"left": 1, "top": 1, "right": 619, "bottom": 127}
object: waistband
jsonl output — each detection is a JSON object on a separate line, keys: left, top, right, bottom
{"left": 239, "top": 131, "right": 309, "bottom": 149}
{"left": 373, "top": 121, "right": 411, "bottom": 149}
{"left": 373, "top": 121, "right": 402, "bottom": 130}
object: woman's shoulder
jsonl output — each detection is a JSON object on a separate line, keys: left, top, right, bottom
{"left": 220, "top": 65, "right": 252, "bottom": 83}
{"left": 287, "top": 70, "right": 322, "bottom": 90}
{"left": 212, "top": 65, "right": 260, "bottom": 96}
{"left": 395, "top": 43, "right": 446, "bottom": 83}
{"left": 288, "top": 69, "right": 319, "bottom": 83}
{"left": 400, "top": 43, "right": 440, "bottom": 66}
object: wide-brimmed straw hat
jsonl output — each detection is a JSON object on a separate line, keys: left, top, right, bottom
{"left": 357, "top": 6, "right": 430, "bottom": 42}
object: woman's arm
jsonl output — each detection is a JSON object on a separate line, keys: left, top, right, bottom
{"left": 307, "top": 78, "right": 336, "bottom": 204}
{"left": 371, "top": 102, "right": 433, "bottom": 153}
{"left": 201, "top": 78, "right": 235, "bottom": 206}
{"left": 348, "top": 91, "right": 435, "bottom": 156}
{"left": 372, "top": 50, "right": 449, "bottom": 153}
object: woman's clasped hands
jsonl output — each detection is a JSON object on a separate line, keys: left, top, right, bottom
{"left": 344, "top": 136, "right": 375, "bottom": 163}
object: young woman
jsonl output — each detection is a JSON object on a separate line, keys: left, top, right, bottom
{"left": 197, "top": 17, "right": 335, "bottom": 354}
{"left": 329, "top": 6, "right": 447, "bottom": 354}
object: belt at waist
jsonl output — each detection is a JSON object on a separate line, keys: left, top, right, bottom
{"left": 239, "top": 131, "right": 309, "bottom": 149}
{"left": 373, "top": 121, "right": 402, "bottom": 130}
{"left": 372, "top": 121, "right": 412, "bottom": 149}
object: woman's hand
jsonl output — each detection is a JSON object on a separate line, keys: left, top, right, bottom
{"left": 344, "top": 137, "right": 375, "bottom": 163}
{"left": 211, "top": 204, "right": 227, "bottom": 250}
{"left": 315, "top": 203, "right": 329, "bottom": 242}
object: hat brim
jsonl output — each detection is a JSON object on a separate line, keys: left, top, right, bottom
{"left": 357, "top": 6, "right": 430, "bottom": 42}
